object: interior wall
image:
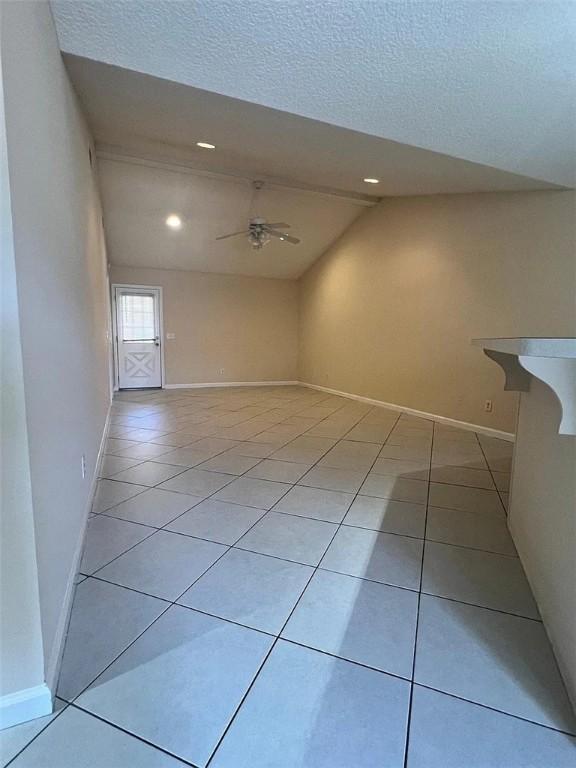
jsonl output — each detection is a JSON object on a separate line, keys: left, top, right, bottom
{"left": 110, "top": 266, "right": 299, "bottom": 385}
{"left": 298, "top": 190, "right": 576, "bottom": 433}
{"left": 509, "top": 377, "right": 576, "bottom": 708}
{"left": 1, "top": 1, "right": 111, "bottom": 689}
{"left": 0, "top": 33, "right": 48, "bottom": 725}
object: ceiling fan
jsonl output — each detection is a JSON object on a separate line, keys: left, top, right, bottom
{"left": 216, "top": 181, "right": 301, "bottom": 250}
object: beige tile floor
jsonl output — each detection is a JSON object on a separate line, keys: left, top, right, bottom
{"left": 3, "top": 386, "right": 576, "bottom": 767}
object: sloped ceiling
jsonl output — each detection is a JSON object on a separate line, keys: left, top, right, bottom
{"left": 68, "top": 55, "right": 558, "bottom": 280}
{"left": 53, "top": 0, "right": 576, "bottom": 186}
{"left": 63, "top": 55, "right": 558, "bottom": 199}
{"left": 51, "top": 0, "right": 575, "bottom": 279}
{"left": 97, "top": 156, "right": 366, "bottom": 279}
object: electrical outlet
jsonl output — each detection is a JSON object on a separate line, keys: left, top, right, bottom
{"left": 81, "top": 454, "right": 87, "bottom": 479}
{"left": 219, "top": 368, "right": 225, "bottom": 375}
{"left": 484, "top": 399, "right": 493, "bottom": 413}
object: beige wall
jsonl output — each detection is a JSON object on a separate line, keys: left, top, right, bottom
{"left": 110, "top": 266, "right": 299, "bottom": 385}
{"left": 2, "top": 0, "right": 111, "bottom": 692}
{"left": 0, "top": 33, "right": 47, "bottom": 720}
{"left": 299, "top": 190, "right": 576, "bottom": 433}
{"left": 509, "top": 377, "right": 576, "bottom": 708}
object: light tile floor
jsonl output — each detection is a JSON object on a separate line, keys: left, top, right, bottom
{"left": 4, "top": 386, "right": 576, "bottom": 768}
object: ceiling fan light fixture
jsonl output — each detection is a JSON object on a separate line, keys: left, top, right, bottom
{"left": 248, "top": 229, "right": 270, "bottom": 249}
{"left": 216, "top": 184, "right": 300, "bottom": 247}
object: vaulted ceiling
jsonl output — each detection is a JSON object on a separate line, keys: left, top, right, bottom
{"left": 51, "top": 1, "right": 576, "bottom": 278}
{"left": 63, "top": 55, "right": 558, "bottom": 200}
{"left": 97, "top": 156, "right": 366, "bottom": 279}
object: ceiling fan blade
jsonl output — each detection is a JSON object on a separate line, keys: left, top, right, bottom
{"left": 265, "top": 222, "right": 291, "bottom": 229}
{"left": 266, "top": 228, "right": 301, "bottom": 245}
{"left": 215, "top": 230, "right": 249, "bottom": 241}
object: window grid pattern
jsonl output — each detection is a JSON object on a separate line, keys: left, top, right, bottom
{"left": 120, "top": 294, "right": 155, "bottom": 342}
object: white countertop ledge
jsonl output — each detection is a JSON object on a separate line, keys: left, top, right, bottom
{"left": 473, "top": 337, "right": 576, "bottom": 435}
{"left": 472, "top": 337, "right": 576, "bottom": 359}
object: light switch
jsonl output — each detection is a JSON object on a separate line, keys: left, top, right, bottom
{"left": 166, "top": 333, "right": 176, "bottom": 340}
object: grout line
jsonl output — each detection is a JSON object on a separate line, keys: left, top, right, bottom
{"left": 88, "top": 486, "right": 271, "bottom": 603}
{"left": 474, "top": 433, "right": 510, "bottom": 514}
{"left": 104, "top": 403, "right": 518, "bottom": 608}
{"left": 66, "top": 702, "right": 201, "bottom": 768}
{"left": 204, "top": 407, "right": 402, "bottom": 766}
{"left": 278, "top": 638, "right": 412, "bottom": 682}
{"left": 93, "top": 513, "right": 161, "bottom": 530}
{"left": 403, "top": 420, "right": 435, "bottom": 768}
{"left": 3, "top": 701, "right": 71, "bottom": 768}
{"left": 411, "top": 683, "right": 576, "bottom": 738}
{"left": 57, "top": 603, "right": 173, "bottom": 704}
{"left": 101, "top": 401, "right": 516, "bottom": 608}
{"left": 92, "top": 483, "right": 151, "bottom": 514}
{"left": 83, "top": 525, "right": 158, "bottom": 578}
{"left": 86, "top": 535, "right": 541, "bottom": 624}
{"left": 99, "top": 462, "right": 196, "bottom": 488}
{"left": 97, "top": 393, "right": 354, "bottom": 525}
{"left": 63, "top": 571, "right": 576, "bottom": 745}
{"left": 81, "top": 575, "right": 173, "bottom": 607}
{"left": 98, "top": 455, "right": 148, "bottom": 479}
{"left": 62, "top": 446, "right": 301, "bottom": 711}
{"left": 61, "top": 473, "right": 286, "bottom": 707}
{"left": 171, "top": 603, "right": 277, "bottom": 638}
{"left": 99, "top": 495, "right": 205, "bottom": 527}
{"left": 427, "top": 477, "right": 502, "bottom": 492}
{"left": 34, "top": 389, "right": 531, "bottom": 768}
{"left": 418, "top": 534, "right": 517, "bottom": 558}
{"left": 416, "top": 590, "right": 542, "bottom": 622}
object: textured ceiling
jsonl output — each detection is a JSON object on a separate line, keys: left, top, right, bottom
{"left": 63, "top": 55, "right": 556, "bottom": 198}
{"left": 52, "top": 0, "right": 576, "bottom": 186}
{"left": 97, "top": 157, "right": 365, "bottom": 279}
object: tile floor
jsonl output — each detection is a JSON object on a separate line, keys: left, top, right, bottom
{"left": 3, "top": 386, "right": 576, "bottom": 767}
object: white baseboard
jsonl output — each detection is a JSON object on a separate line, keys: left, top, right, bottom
{"left": 164, "top": 380, "right": 300, "bottom": 390}
{"left": 0, "top": 684, "right": 52, "bottom": 731}
{"left": 44, "top": 403, "right": 112, "bottom": 693}
{"left": 300, "top": 381, "right": 515, "bottom": 442}
{"left": 163, "top": 379, "right": 514, "bottom": 440}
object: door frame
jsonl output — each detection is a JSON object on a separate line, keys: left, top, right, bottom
{"left": 111, "top": 283, "right": 166, "bottom": 391}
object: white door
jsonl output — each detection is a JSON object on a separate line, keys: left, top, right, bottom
{"left": 114, "top": 287, "right": 162, "bottom": 389}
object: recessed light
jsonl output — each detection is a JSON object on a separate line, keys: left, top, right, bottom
{"left": 363, "top": 178, "right": 380, "bottom": 184}
{"left": 165, "top": 214, "right": 182, "bottom": 230}
{"left": 196, "top": 142, "right": 216, "bottom": 150}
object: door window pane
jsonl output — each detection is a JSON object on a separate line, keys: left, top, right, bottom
{"left": 120, "top": 294, "right": 155, "bottom": 341}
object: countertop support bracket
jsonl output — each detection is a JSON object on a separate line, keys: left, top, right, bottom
{"left": 473, "top": 338, "right": 576, "bottom": 436}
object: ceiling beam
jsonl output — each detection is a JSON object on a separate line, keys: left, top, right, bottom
{"left": 95, "top": 144, "right": 380, "bottom": 207}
